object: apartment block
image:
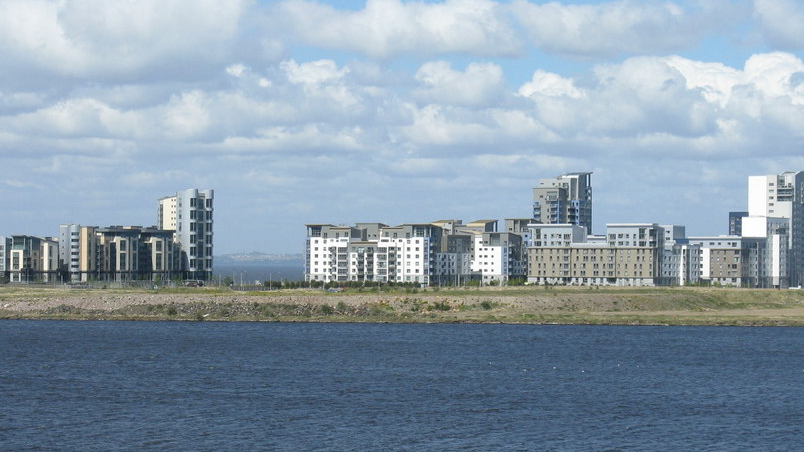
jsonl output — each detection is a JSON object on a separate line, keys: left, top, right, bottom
{"left": 0, "top": 236, "right": 10, "bottom": 278}
{"left": 471, "top": 232, "right": 526, "bottom": 284}
{"left": 528, "top": 223, "right": 661, "bottom": 286}
{"left": 728, "top": 211, "right": 748, "bottom": 236}
{"left": 8, "top": 235, "right": 58, "bottom": 283}
{"left": 159, "top": 188, "right": 214, "bottom": 280}
{"left": 532, "top": 172, "right": 593, "bottom": 232}
{"left": 739, "top": 216, "right": 790, "bottom": 288}
{"left": 305, "top": 220, "right": 529, "bottom": 286}
{"left": 687, "top": 237, "right": 750, "bottom": 287}
{"left": 658, "top": 225, "right": 702, "bottom": 286}
{"left": 59, "top": 224, "right": 81, "bottom": 281}
{"left": 745, "top": 171, "right": 804, "bottom": 287}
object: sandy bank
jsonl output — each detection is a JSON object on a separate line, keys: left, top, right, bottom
{"left": 2, "top": 286, "right": 804, "bottom": 326}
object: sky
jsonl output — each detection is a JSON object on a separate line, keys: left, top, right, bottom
{"left": 1, "top": 0, "right": 804, "bottom": 254}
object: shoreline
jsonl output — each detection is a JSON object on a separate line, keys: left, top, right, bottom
{"left": 3, "top": 285, "right": 804, "bottom": 326}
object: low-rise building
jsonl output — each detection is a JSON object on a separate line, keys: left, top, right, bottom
{"left": 528, "top": 223, "right": 662, "bottom": 286}
{"left": 8, "top": 235, "right": 58, "bottom": 283}
{"left": 687, "top": 236, "right": 749, "bottom": 287}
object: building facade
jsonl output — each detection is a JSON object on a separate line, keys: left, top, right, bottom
{"left": 0, "top": 236, "right": 10, "bottom": 279}
{"left": 729, "top": 211, "right": 748, "bottom": 236}
{"left": 59, "top": 224, "right": 82, "bottom": 281}
{"left": 746, "top": 171, "right": 804, "bottom": 287}
{"left": 305, "top": 220, "right": 528, "bottom": 286}
{"left": 8, "top": 235, "right": 58, "bottom": 283}
{"left": 532, "top": 172, "right": 593, "bottom": 232}
{"left": 159, "top": 188, "right": 214, "bottom": 280}
{"left": 528, "top": 223, "right": 662, "bottom": 286}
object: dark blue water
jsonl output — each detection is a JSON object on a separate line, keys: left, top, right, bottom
{"left": 1, "top": 322, "right": 803, "bottom": 451}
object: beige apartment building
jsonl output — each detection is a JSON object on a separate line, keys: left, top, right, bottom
{"left": 527, "top": 223, "right": 661, "bottom": 286}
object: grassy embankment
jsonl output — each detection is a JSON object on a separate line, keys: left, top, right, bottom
{"left": 2, "top": 285, "right": 804, "bottom": 326}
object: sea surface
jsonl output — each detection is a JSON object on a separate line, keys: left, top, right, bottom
{"left": 1, "top": 322, "right": 803, "bottom": 451}
{"left": 213, "top": 264, "right": 304, "bottom": 285}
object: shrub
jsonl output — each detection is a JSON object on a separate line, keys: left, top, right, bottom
{"left": 429, "top": 301, "right": 451, "bottom": 311}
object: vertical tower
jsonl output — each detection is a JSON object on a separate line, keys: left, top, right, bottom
{"left": 159, "top": 189, "right": 214, "bottom": 280}
{"left": 532, "top": 172, "right": 593, "bottom": 232}
{"left": 59, "top": 224, "right": 81, "bottom": 281}
{"left": 728, "top": 211, "right": 748, "bottom": 236}
{"left": 746, "top": 171, "right": 804, "bottom": 287}
{"left": 0, "top": 236, "right": 10, "bottom": 280}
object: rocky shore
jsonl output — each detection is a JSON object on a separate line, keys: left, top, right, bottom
{"left": 3, "top": 286, "right": 804, "bottom": 326}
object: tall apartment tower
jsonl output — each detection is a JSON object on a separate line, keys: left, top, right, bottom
{"left": 59, "top": 224, "right": 82, "bottom": 281}
{"left": 532, "top": 172, "right": 593, "bottom": 232}
{"left": 728, "top": 211, "right": 748, "bottom": 236}
{"left": 158, "top": 189, "right": 214, "bottom": 280}
{"left": 746, "top": 172, "right": 804, "bottom": 286}
{"left": 0, "top": 236, "right": 10, "bottom": 278}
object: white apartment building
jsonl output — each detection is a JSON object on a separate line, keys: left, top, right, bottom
{"left": 59, "top": 224, "right": 81, "bottom": 281}
{"left": 471, "top": 232, "right": 526, "bottom": 284}
{"left": 8, "top": 235, "right": 58, "bottom": 283}
{"left": 305, "top": 224, "right": 436, "bottom": 285}
{"left": 305, "top": 225, "right": 365, "bottom": 283}
{"left": 159, "top": 188, "right": 214, "bottom": 280}
{"left": 305, "top": 221, "right": 530, "bottom": 286}
{"left": 745, "top": 171, "right": 804, "bottom": 287}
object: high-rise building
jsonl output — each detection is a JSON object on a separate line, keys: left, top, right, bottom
{"left": 0, "top": 236, "right": 10, "bottom": 279}
{"left": 532, "top": 172, "right": 593, "bottom": 232}
{"left": 59, "top": 224, "right": 81, "bottom": 281}
{"left": 159, "top": 189, "right": 214, "bottom": 280}
{"left": 728, "top": 211, "right": 748, "bottom": 236}
{"left": 746, "top": 171, "right": 804, "bottom": 287}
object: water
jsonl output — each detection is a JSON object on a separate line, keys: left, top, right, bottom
{"left": 213, "top": 264, "right": 304, "bottom": 285}
{"left": 1, "top": 322, "right": 803, "bottom": 451}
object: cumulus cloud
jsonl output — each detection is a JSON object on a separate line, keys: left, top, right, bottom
{"left": 414, "top": 61, "right": 508, "bottom": 107}
{"left": 0, "top": 0, "right": 247, "bottom": 82}
{"left": 511, "top": 0, "right": 736, "bottom": 58}
{"left": 510, "top": 53, "right": 804, "bottom": 150}
{"left": 272, "top": 0, "right": 523, "bottom": 59}
{"left": 754, "top": 0, "right": 804, "bottom": 49}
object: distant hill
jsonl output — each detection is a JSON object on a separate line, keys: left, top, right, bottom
{"left": 215, "top": 252, "right": 304, "bottom": 267}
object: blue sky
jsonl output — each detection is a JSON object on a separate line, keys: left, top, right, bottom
{"left": 1, "top": 0, "right": 804, "bottom": 254}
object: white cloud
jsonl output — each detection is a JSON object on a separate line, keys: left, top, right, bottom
{"left": 0, "top": 0, "right": 246, "bottom": 80}
{"left": 518, "top": 70, "right": 584, "bottom": 99}
{"left": 511, "top": 0, "right": 734, "bottom": 58}
{"left": 281, "top": 59, "right": 349, "bottom": 87}
{"left": 226, "top": 64, "right": 248, "bottom": 77}
{"left": 414, "top": 61, "right": 508, "bottom": 107}
{"left": 511, "top": 52, "right": 804, "bottom": 149}
{"left": 754, "top": 0, "right": 804, "bottom": 49}
{"left": 273, "top": 0, "right": 522, "bottom": 59}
